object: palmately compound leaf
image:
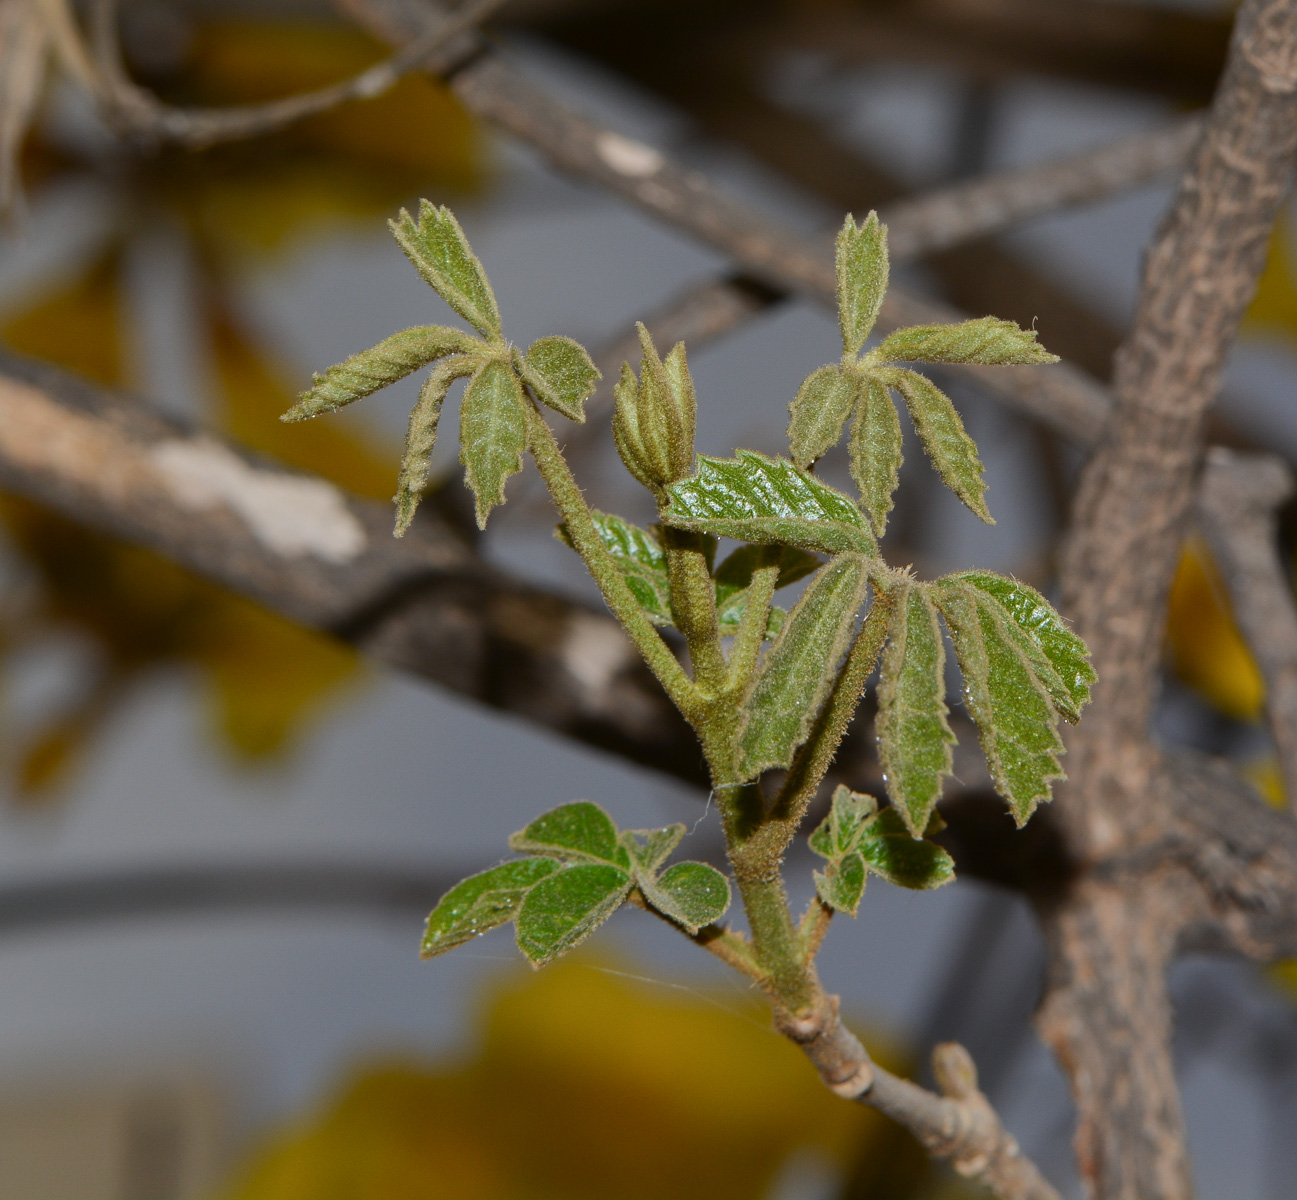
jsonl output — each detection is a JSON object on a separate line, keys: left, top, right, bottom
{"left": 735, "top": 554, "right": 870, "bottom": 781}
{"left": 873, "top": 317, "right": 1059, "bottom": 367}
{"left": 837, "top": 212, "right": 889, "bottom": 356}
{"left": 876, "top": 584, "right": 955, "bottom": 837}
{"left": 558, "top": 511, "right": 673, "bottom": 626}
{"left": 460, "top": 358, "right": 529, "bottom": 529}
{"left": 857, "top": 808, "right": 954, "bottom": 890}
{"left": 640, "top": 861, "right": 732, "bottom": 934}
{"left": 394, "top": 354, "right": 482, "bottom": 536}
{"left": 620, "top": 824, "right": 686, "bottom": 874}
{"left": 285, "top": 326, "right": 484, "bottom": 422}
{"left": 510, "top": 801, "right": 631, "bottom": 868}
{"left": 663, "top": 451, "right": 877, "bottom": 556}
{"left": 788, "top": 364, "right": 861, "bottom": 467}
{"left": 814, "top": 854, "right": 867, "bottom": 917}
{"left": 515, "top": 863, "right": 632, "bottom": 966}
{"left": 933, "top": 582, "right": 1066, "bottom": 827}
{"left": 878, "top": 367, "right": 992, "bottom": 525}
{"left": 390, "top": 201, "right": 501, "bottom": 339}
{"left": 518, "top": 336, "right": 600, "bottom": 421}
{"left": 421, "top": 858, "right": 560, "bottom": 959}
{"left": 954, "top": 571, "right": 1095, "bottom": 722}
{"left": 850, "top": 375, "right": 904, "bottom": 537}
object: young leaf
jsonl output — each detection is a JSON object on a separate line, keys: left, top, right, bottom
{"left": 460, "top": 357, "right": 529, "bottom": 529}
{"left": 518, "top": 336, "right": 600, "bottom": 422}
{"left": 394, "top": 354, "right": 482, "bottom": 536}
{"left": 880, "top": 367, "right": 992, "bottom": 525}
{"left": 640, "top": 861, "right": 732, "bottom": 934}
{"left": 850, "top": 375, "right": 903, "bottom": 537}
{"left": 285, "top": 326, "right": 484, "bottom": 422}
{"left": 954, "top": 571, "right": 1095, "bottom": 722}
{"left": 611, "top": 361, "right": 659, "bottom": 492}
{"left": 390, "top": 201, "right": 501, "bottom": 339}
{"left": 814, "top": 854, "right": 867, "bottom": 916}
{"left": 837, "top": 212, "right": 889, "bottom": 356}
{"left": 509, "top": 801, "right": 631, "bottom": 868}
{"left": 662, "top": 451, "right": 877, "bottom": 556}
{"left": 788, "top": 364, "right": 860, "bottom": 467}
{"left": 934, "top": 582, "right": 1066, "bottom": 827}
{"left": 857, "top": 808, "right": 955, "bottom": 890}
{"left": 713, "top": 543, "right": 820, "bottom": 635}
{"left": 808, "top": 784, "right": 879, "bottom": 859}
{"left": 421, "top": 858, "right": 560, "bottom": 959}
{"left": 735, "top": 554, "right": 870, "bottom": 780}
{"left": 558, "top": 511, "right": 673, "bottom": 626}
{"left": 876, "top": 585, "right": 955, "bottom": 837}
{"left": 515, "top": 863, "right": 632, "bottom": 966}
{"left": 630, "top": 325, "right": 695, "bottom": 486}
{"left": 873, "top": 317, "right": 1058, "bottom": 366}
{"left": 620, "top": 824, "right": 686, "bottom": 874}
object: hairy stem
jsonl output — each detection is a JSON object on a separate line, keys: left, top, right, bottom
{"left": 724, "top": 546, "right": 780, "bottom": 693}
{"left": 524, "top": 404, "right": 700, "bottom": 719}
{"left": 661, "top": 527, "right": 727, "bottom": 692}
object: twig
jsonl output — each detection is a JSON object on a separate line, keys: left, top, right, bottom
{"left": 1197, "top": 446, "right": 1297, "bottom": 812}
{"left": 778, "top": 994, "right": 1061, "bottom": 1200}
{"left": 82, "top": 0, "right": 507, "bottom": 148}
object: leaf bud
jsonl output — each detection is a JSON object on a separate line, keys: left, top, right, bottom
{"left": 612, "top": 324, "right": 697, "bottom": 492}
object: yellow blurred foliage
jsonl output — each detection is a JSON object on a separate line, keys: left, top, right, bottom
{"left": 1165, "top": 539, "right": 1265, "bottom": 722}
{"left": 0, "top": 248, "right": 364, "bottom": 793}
{"left": 161, "top": 19, "right": 482, "bottom": 255}
{"left": 220, "top": 957, "right": 910, "bottom": 1200}
{"left": 1243, "top": 213, "right": 1297, "bottom": 341}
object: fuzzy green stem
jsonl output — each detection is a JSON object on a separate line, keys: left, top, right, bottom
{"left": 524, "top": 404, "right": 701, "bottom": 719}
{"left": 752, "top": 590, "right": 894, "bottom": 868}
{"left": 661, "top": 527, "right": 727, "bottom": 693}
{"left": 724, "top": 546, "right": 780, "bottom": 694}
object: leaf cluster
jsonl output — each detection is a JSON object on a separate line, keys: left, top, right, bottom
{"left": 421, "top": 802, "right": 730, "bottom": 965}
{"left": 283, "top": 201, "right": 600, "bottom": 532}
{"left": 289, "top": 201, "right": 1093, "bottom": 990}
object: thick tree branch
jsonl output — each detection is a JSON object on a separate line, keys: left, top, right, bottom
{"left": 1045, "top": 2, "right": 1297, "bottom": 1196}
{"left": 0, "top": 350, "right": 704, "bottom": 783}
{"left": 1197, "top": 447, "right": 1297, "bottom": 812}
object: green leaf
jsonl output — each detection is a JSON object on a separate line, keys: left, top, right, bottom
{"left": 460, "top": 358, "right": 528, "bottom": 529}
{"left": 285, "top": 326, "right": 484, "bottom": 422}
{"left": 663, "top": 451, "right": 877, "bottom": 556}
{"left": 394, "top": 355, "right": 482, "bottom": 536}
{"left": 735, "top": 554, "right": 870, "bottom": 780}
{"left": 420, "top": 858, "right": 560, "bottom": 959}
{"left": 509, "top": 801, "right": 631, "bottom": 868}
{"left": 612, "top": 361, "right": 658, "bottom": 492}
{"left": 713, "top": 543, "right": 820, "bottom": 636}
{"left": 837, "top": 212, "right": 889, "bottom": 356}
{"left": 559, "top": 511, "right": 673, "bottom": 627}
{"left": 880, "top": 367, "right": 992, "bottom": 525}
{"left": 933, "top": 582, "right": 1066, "bottom": 827}
{"left": 876, "top": 584, "right": 955, "bottom": 837}
{"left": 851, "top": 375, "right": 904, "bottom": 537}
{"left": 808, "top": 784, "right": 879, "bottom": 859}
{"left": 788, "top": 364, "right": 860, "bottom": 467}
{"left": 620, "top": 824, "right": 686, "bottom": 874}
{"left": 857, "top": 808, "right": 955, "bottom": 890}
{"left": 515, "top": 863, "right": 632, "bottom": 966}
{"left": 814, "top": 854, "right": 866, "bottom": 917}
{"left": 953, "top": 571, "right": 1095, "bottom": 722}
{"left": 873, "top": 317, "right": 1059, "bottom": 366}
{"left": 519, "top": 336, "right": 600, "bottom": 421}
{"left": 390, "top": 201, "right": 501, "bottom": 339}
{"left": 640, "top": 861, "right": 732, "bottom": 934}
